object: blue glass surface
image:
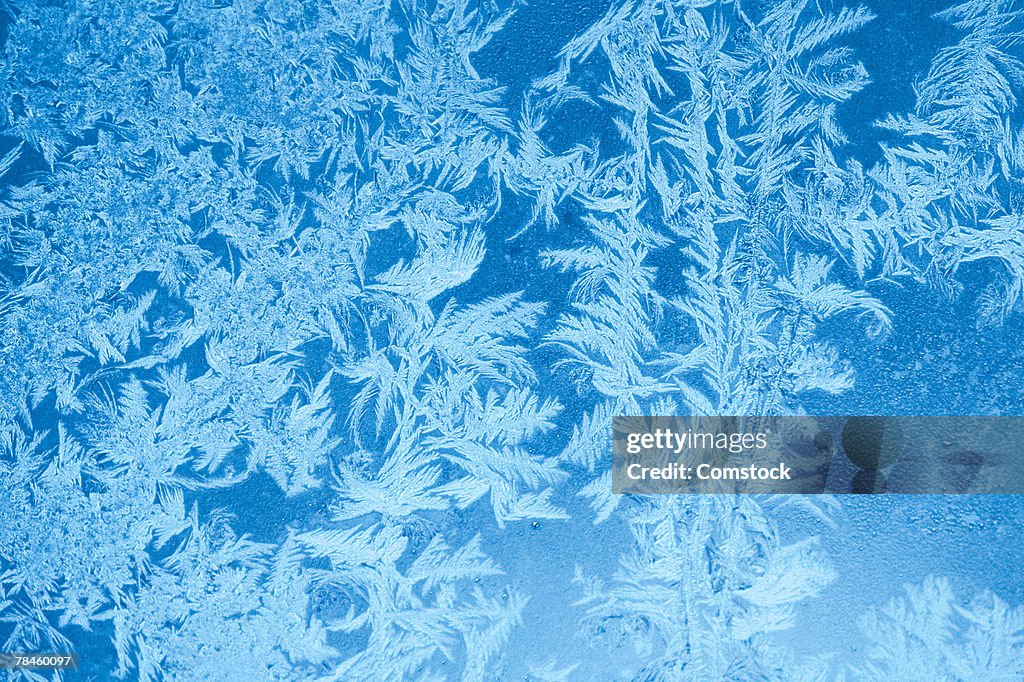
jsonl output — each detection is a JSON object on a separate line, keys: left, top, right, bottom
{"left": 1, "top": 0, "right": 1022, "bottom": 679}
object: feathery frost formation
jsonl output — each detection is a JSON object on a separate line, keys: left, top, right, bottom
{"left": 0, "top": 0, "right": 1021, "bottom": 679}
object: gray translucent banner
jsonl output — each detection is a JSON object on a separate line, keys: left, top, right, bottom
{"left": 611, "top": 416, "right": 1024, "bottom": 494}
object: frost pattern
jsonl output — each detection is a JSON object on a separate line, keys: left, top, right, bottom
{"left": 0, "top": 0, "right": 1022, "bottom": 679}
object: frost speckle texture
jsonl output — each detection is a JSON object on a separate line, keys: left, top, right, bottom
{"left": 0, "top": 0, "right": 1023, "bottom": 679}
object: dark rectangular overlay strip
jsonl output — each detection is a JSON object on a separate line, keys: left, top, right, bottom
{"left": 612, "top": 416, "right": 1024, "bottom": 494}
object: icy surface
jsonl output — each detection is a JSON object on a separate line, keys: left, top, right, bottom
{"left": 0, "top": 0, "right": 1023, "bottom": 679}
